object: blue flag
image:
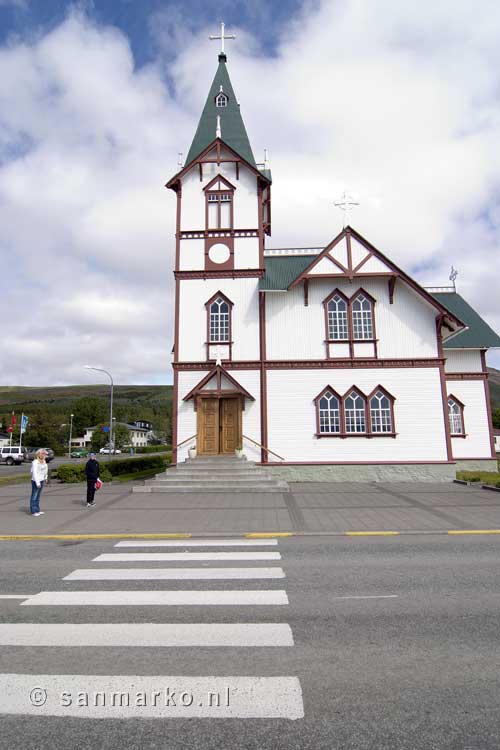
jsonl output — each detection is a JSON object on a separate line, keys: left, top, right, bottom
{"left": 20, "top": 415, "right": 28, "bottom": 434}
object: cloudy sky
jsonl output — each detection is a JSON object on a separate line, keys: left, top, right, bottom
{"left": 1, "top": 0, "right": 500, "bottom": 386}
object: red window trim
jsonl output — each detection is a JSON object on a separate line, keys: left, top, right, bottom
{"left": 323, "top": 287, "right": 378, "bottom": 358}
{"left": 367, "top": 385, "right": 397, "bottom": 437}
{"left": 314, "top": 385, "right": 343, "bottom": 436}
{"left": 447, "top": 394, "right": 466, "bottom": 437}
{"left": 205, "top": 291, "right": 234, "bottom": 361}
{"left": 204, "top": 175, "right": 236, "bottom": 232}
{"left": 314, "top": 384, "right": 396, "bottom": 438}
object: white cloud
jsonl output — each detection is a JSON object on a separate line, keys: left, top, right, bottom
{"left": 1, "top": 1, "right": 500, "bottom": 386}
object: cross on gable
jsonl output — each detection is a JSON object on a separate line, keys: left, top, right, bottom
{"left": 334, "top": 190, "right": 360, "bottom": 228}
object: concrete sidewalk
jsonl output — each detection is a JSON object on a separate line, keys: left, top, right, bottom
{"left": 1, "top": 480, "right": 500, "bottom": 536}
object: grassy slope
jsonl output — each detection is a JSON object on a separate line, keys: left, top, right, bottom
{"left": 0, "top": 385, "right": 172, "bottom": 409}
{"left": 0, "top": 385, "right": 174, "bottom": 436}
{"left": 488, "top": 367, "right": 500, "bottom": 409}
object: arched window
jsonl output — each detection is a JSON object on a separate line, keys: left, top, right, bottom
{"left": 216, "top": 93, "right": 228, "bottom": 107}
{"left": 209, "top": 297, "right": 230, "bottom": 342}
{"left": 327, "top": 293, "right": 348, "bottom": 340}
{"left": 369, "top": 389, "right": 394, "bottom": 433}
{"left": 448, "top": 396, "right": 464, "bottom": 435}
{"left": 352, "top": 293, "right": 373, "bottom": 340}
{"left": 317, "top": 390, "right": 341, "bottom": 434}
{"left": 204, "top": 176, "right": 235, "bottom": 231}
{"left": 207, "top": 192, "right": 232, "bottom": 229}
{"left": 344, "top": 390, "right": 367, "bottom": 433}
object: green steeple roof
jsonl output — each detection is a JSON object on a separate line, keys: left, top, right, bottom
{"left": 185, "top": 53, "right": 256, "bottom": 168}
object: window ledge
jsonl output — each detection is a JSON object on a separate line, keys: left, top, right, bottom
{"left": 451, "top": 433, "right": 468, "bottom": 438}
{"left": 316, "top": 432, "right": 397, "bottom": 439}
{"left": 325, "top": 339, "right": 378, "bottom": 344}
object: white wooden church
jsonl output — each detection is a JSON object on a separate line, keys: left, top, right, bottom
{"left": 166, "top": 39, "right": 500, "bottom": 481}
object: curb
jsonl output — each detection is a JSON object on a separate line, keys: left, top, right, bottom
{"left": 2, "top": 530, "right": 500, "bottom": 541}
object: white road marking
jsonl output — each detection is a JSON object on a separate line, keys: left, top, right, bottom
{"left": 93, "top": 552, "right": 281, "bottom": 562}
{"left": 22, "top": 590, "right": 289, "bottom": 606}
{"left": 0, "top": 623, "right": 294, "bottom": 647}
{"left": 0, "top": 595, "right": 32, "bottom": 600}
{"left": 115, "top": 539, "right": 278, "bottom": 547}
{"left": 64, "top": 567, "right": 285, "bottom": 581}
{"left": 0, "top": 674, "right": 304, "bottom": 719}
{"left": 333, "top": 595, "right": 399, "bottom": 600}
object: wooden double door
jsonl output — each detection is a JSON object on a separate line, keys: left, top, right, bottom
{"left": 197, "top": 397, "right": 241, "bottom": 455}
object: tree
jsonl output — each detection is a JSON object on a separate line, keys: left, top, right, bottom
{"left": 22, "top": 411, "right": 67, "bottom": 454}
{"left": 113, "top": 423, "right": 130, "bottom": 450}
{"left": 72, "top": 397, "right": 109, "bottom": 438}
{"left": 90, "top": 424, "right": 108, "bottom": 452}
{"left": 492, "top": 408, "right": 500, "bottom": 430}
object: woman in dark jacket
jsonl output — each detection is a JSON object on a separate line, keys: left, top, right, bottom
{"left": 85, "top": 453, "right": 100, "bottom": 507}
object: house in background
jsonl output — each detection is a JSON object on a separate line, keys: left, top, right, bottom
{"left": 0, "top": 432, "right": 10, "bottom": 448}
{"left": 494, "top": 429, "right": 500, "bottom": 454}
{"left": 70, "top": 422, "right": 150, "bottom": 449}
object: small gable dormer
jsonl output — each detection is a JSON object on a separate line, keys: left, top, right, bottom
{"left": 215, "top": 86, "right": 228, "bottom": 108}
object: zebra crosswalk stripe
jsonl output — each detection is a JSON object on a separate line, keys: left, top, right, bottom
{"left": 93, "top": 551, "right": 281, "bottom": 562}
{"left": 21, "top": 590, "right": 289, "bottom": 607}
{"left": 0, "top": 622, "right": 294, "bottom": 647}
{"left": 114, "top": 539, "right": 278, "bottom": 547}
{"left": 63, "top": 567, "right": 285, "bottom": 580}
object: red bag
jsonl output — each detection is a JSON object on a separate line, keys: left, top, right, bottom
{"left": 95, "top": 478, "right": 103, "bottom": 490}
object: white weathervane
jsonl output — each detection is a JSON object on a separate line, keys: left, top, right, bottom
{"left": 334, "top": 190, "right": 360, "bottom": 228}
{"left": 209, "top": 21, "right": 236, "bottom": 55}
{"left": 449, "top": 265, "right": 458, "bottom": 290}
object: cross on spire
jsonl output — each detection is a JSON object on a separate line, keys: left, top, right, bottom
{"left": 334, "top": 190, "right": 360, "bottom": 228}
{"left": 209, "top": 21, "right": 236, "bottom": 57}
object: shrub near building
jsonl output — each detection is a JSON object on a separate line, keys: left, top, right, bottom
{"left": 57, "top": 455, "right": 170, "bottom": 483}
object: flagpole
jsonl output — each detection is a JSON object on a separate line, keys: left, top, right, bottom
{"left": 19, "top": 413, "right": 23, "bottom": 449}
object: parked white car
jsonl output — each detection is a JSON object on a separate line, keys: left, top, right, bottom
{"left": 99, "top": 448, "right": 122, "bottom": 455}
{"left": 0, "top": 446, "right": 27, "bottom": 465}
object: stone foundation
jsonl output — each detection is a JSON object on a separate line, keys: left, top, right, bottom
{"left": 263, "top": 463, "right": 457, "bottom": 483}
{"left": 454, "top": 459, "right": 498, "bottom": 472}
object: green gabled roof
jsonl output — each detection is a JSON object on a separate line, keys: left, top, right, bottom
{"left": 185, "top": 54, "right": 256, "bottom": 167}
{"left": 259, "top": 255, "right": 317, "bottom": 290}
{"left": 431, "top": 292, "right": 500, "bottom": 349}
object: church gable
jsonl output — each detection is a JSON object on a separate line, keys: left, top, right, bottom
{"left": 289, "top": 227, "right": 397, "bottom": 288}
{"left": 308, "top": 256, "right": 344, "bottom": 276}
{"left": 183, "top": 366, "right": 255, "bottom": 402}
{"left": 326, "top": 235, "right": 349, "bottom": 269}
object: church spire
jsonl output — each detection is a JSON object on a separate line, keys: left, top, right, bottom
{"left": 184, "top": 37, "right": 256, "bottom": 168}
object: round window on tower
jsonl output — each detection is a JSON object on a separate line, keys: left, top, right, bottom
{"left": 208, "top": 243, "right": 231, "bottom": 264}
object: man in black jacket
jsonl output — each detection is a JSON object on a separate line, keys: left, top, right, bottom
{"left": 85, "top": 453, "right": 100, "bottom": 507}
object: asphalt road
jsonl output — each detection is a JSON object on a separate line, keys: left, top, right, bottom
{"left": 0, "top": 535, "right": 500, "bottom": 749}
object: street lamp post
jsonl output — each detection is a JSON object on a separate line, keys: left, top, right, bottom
{"left": 68, "top": 413, "right": 74, "bottom": 459}
{"left": 84, "top": 366, "right": 114, "bottom": 456}
{"left": 112, "top": 417, "right": 116, "bottom": 455}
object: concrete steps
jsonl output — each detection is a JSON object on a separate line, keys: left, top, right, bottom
{"left": 133, "top": 455, "right": 289, "bottom": 494}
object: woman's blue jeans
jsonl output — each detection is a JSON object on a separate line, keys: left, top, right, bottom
{"left": 30, "top": 480, "right": 45, "bottom": 514}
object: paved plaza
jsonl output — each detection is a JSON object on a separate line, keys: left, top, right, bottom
{"left": 1, "top": 480, "right": 499, "bottom": 535}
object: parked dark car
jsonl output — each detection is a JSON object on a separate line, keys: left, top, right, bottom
{"left": 25, "top": 447, "right": 55, "bottom": 462}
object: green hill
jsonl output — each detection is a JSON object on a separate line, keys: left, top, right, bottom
{"left": 488, "top": 367, "right": 500, "bottom": 409}
{"left": 0, "top": 384, "right": 173, "bottom": 445}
